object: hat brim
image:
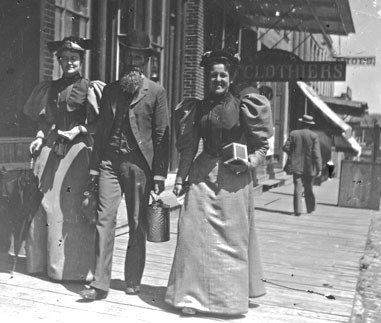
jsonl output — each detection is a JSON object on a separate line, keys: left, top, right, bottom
{"left": 200, "top": 50, "right": 240, "bottom": 67}
{"left": 47, "top": 39, "right": 92, "bottom": 53}
{"left": 120, "top": 43, "right": 153, "bottom": 56}
{"left": 298, "top": 118, "right": 315, "bottom": 125}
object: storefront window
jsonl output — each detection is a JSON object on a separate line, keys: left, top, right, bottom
{"left": 65, "top": 0, "right": 89, "bottom": 15}
{"left": 116, "top": 0, "right": 164, "bottom": 82}
{"left": 53, "top": 0, "right": 91, "bottom": 78}
{"left": 204, "top": 1, "right": 224, "bottom": 51}
{"left": 150, "top": 0, "right": 163, "bottom": 82}
{"left": 119, "top": 0, "right": 146, "bottom": 34}
{"left": 151, "top": 0, "right": 162, "bottom": 45}
{"left": 224, "top": 15, "right": 239, "bottom": 52}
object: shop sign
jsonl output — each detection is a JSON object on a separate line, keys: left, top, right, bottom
{"left": 237, "top": 49, "right": 346, "bottom": 82}
{"left": 238, "top": 61, "right": 346, "bottom": 82}
{"left": 334, "top": 56, "right": 376, "bottom": 66}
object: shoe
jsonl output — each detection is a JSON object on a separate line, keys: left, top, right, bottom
{"left": 294, "top": 213, "right": 301, "bottom": 216}
{"left": 125, "top": 285, "right": 141, "bottom": 295}
{"left": 181, "top": 307, "right": 197, "bottom": 315}
{"left": 79, "top": 287, "right": 108, "bottom": 301}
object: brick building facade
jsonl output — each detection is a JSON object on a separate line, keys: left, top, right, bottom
{"left": 0, "top": 0, "right": 357, "bottom": 174}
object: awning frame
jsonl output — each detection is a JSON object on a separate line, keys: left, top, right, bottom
{"left": 233, "top": 0, "right": 355, "bottom": 36}
{"left": 297, "top": 81, "right": 362, "bottom": 155}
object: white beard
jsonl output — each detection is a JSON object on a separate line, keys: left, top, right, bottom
{"left": 119, "top": 67, "right": 144, "bottom": 93}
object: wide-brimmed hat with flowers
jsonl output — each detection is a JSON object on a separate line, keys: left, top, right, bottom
{"left": 47, "top": 36, "right": 92, "bottom": 54}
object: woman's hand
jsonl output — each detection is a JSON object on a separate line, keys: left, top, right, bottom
{"left": 29, "top": 138, "right": 44, "bottom": 155}
{"left": 58, "top": 126, "right": 86, "bottom": 141}
{"left": 224, "top": 158, "right": 254, "bottom": 174}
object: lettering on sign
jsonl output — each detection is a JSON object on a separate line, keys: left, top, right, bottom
{"left": 334, "top": 56, "right": 376, "bottom": 66}
{"left": 237, "top": 62, "right": 346, "bottom": 82}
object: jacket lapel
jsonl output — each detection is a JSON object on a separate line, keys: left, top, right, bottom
{"left": 130, "top": 77, "right": 149, "bottom": 107}
{"left": 111, "top": 86, "right": 120, "bottom": 117}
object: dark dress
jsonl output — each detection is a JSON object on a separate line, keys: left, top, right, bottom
{"left": 23, "top": 75, "right": 104, "bottom": 281}
{"left": 165, "top": 92, "right": 273, "bottom": 315}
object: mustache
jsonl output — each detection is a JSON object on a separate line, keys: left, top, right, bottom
{"left": 125, "top": 65, "right": 144, "bottom": 74}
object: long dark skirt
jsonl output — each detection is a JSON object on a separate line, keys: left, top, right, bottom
{"left": 26, "top": 136, "right": 95, "bottom": 281}
{"left": 165, "top": 152, "right": 265, "bottom": 315}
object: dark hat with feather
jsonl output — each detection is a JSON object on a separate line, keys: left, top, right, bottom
{"left": 47, "top": 36, "right": 92, "bottom": 54}
{"left": 200, "top": 48, "right": 240, "bottom": 67}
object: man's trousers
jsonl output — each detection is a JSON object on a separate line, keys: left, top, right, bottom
{"left": 293, "top": 174, "right": 316, "bottom": 215}
{"left": 90, "top": 149, "right": 152, "bottom": 292}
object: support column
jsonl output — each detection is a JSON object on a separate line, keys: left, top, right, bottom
{"left": 97, "top": 0, "right": 107, "bottom": 82}
{"left": 183, "top": 0, "right": 204, "bottom": 99}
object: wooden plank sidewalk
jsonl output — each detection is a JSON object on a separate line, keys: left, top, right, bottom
{"left": 0, "top": 178, "right": 378, "bottom": 322}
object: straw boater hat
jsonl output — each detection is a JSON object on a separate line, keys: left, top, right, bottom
{"left": 119, "top": 30, "right": 153, "bottom": 57}
{"left": 47, "top": 36, "right": 92, "bottom": 54}
{"left": 298, "top": 114, "right": 315, "bottom": 125}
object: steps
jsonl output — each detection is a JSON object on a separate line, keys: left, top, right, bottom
{"left": 258, "top": 168, "right": 292, "bottom": 192}
{"left": 261, "top": 179, "right": 281, "bottom": 191}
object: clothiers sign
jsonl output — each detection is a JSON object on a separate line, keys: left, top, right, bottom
{"left": 239, "top": 62, "right": 346, "bottom": 82}
{"left": 238, "top": 49, "right": 347, "bottom": 82}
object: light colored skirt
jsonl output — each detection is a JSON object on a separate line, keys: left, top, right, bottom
{"left": 26, "top": 138, "right": 95, "bottom": 281}
{"left": 165, "top": 152, "right": 265, "bottom": 315}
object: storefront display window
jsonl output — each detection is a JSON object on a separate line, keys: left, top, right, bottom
{"left": 116, "top": 0, "right": 164, "bottom": 82}
{"left": 53, "top": 0, "right": 91, "bottom": 78}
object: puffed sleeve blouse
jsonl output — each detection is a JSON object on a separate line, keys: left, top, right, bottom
{"left": 23, "top": 75, "right": 105, "bottom": 137}
{"left": 174, "top": 91, "right": 273, "bottom": 185}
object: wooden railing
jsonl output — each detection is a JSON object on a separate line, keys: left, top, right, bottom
{"left": 0, "top": 137, "right": 33, "bottom": 167}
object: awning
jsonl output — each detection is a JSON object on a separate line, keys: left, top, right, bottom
{"left": 320, "top": 96, "right": 368, "bottom": 116}
{"left": 297, "top": 81, "right": 362, "bottom": 155}
{"left": 233, "top": 0, "right": 355, "bottom": 36}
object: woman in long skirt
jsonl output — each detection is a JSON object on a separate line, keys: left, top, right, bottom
{"left": 165, "top": 49, "right": 273, "bottom": 315}
{"left": 24, "top": 37, "right": 104, "bottom": 281}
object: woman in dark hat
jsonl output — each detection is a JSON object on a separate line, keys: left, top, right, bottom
{"left": 23, "top": 36, "right": 105, "bottom": 281}
{"left": 165, "top": 49, "right": 273, "bottom": 315}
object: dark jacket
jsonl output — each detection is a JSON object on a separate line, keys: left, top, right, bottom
{"left": 89, "top": 77, "right": 170, "bottom": 179}
{"left": 283, "top": 128, "right": 322, "bottom": 175}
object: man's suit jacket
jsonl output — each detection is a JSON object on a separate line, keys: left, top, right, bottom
{"left": 283, "top": 128, "right": 322, "bottom": 176}
{"left": 89, "top": 77, "right": 170, "bottom": 180}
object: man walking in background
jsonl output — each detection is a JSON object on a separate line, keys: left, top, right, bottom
{"left": 80, "top": 30, "right": 170, "bottom": 300}
{"left": 283, "top": 115, "right": 322, "bottom": 216}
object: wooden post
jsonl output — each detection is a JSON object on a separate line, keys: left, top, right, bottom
{"left": 97, "top": 0, "right": 107, "bottom": 82}
{"left": 372, "top": 121, "right": 380, "bottom": 162}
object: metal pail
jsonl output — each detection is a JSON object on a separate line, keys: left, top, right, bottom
{"left": 147, "top": 200, "right": 170, "bottom": 242}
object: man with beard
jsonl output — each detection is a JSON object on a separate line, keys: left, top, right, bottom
{"left": 79, "top": 30, "right": 169, "bottom": 300}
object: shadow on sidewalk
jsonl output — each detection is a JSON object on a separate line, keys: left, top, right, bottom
{"left": 255, "top": 207, "right": 294, "bottom": 216}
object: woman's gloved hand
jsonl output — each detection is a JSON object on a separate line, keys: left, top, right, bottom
{"left": 224, "top": 155, "right": 259, "bottom": 174}
{"left": 58, "top": 126, "right": 87, "bottom": 141}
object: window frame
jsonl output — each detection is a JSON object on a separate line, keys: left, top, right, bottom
{"left": 53, "top": 0, "right": 91, "bottom": 79}
{"left": 114, "top": 0, "right": 165, "bottom": 82}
